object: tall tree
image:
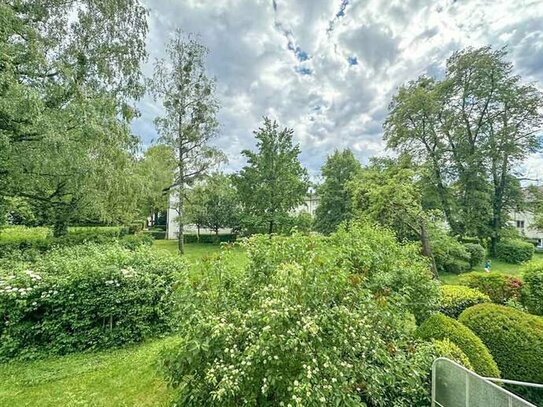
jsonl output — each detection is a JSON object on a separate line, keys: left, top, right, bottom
{"left": 385, "top": 47, "right": 543, "bottom": 253}
{"left": 1, "top": 0, "right": 149, "bottom": 235}
{"left": 150, "top": 30, "right": 222, "bottom": 254}
{"left": 314, "top": 149, "right": 361, "bottom": 234}
{"left": 349, "top": 157, "right": 438, "bottom": 277}
{"left": 202, "top": 173, "right": 240, "bottom": 236}
{"left": 235, "top": 118, "right": 309, "bottom": 235}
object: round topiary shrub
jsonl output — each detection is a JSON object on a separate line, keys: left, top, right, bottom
{"left": 463, "top": 243, "right": 485, "bottom": 268}
{"left": 521, "top": 260, "right": 543, "bottom": 316}
{"left": 431, "top": 339, "right": 473, "bottom": 371}
{"left": 416, "top": 313, "right": 500, "bottom": 378}
{"left": 459, "top": 303, "right": 543, "bottom": 384}
{"left": 458, "top": 272, "right": 523, "bottom": 304}
{"left": 495, "top": 239, "right": 534, "bottom": 264}
{"left": 439, "top": 285, "right": 490, "bottom": 318}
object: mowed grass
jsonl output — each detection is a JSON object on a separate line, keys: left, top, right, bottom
{"left": 0, "top": 338, "right": 176, "bottom": 407}
{"left": 0, "top": 241, "right": 247, "bottom": 407}
{"left": 439, "top": 251, "right": 543, "bottom": 284}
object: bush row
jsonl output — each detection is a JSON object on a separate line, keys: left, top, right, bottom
{"left": 495, "top": 239, "right": 534, "bottom": 264}
{"left": 457, "top": 272, "right": 523, "bottom": 304}
{"left": 183, "top": 234, "right": 237, "bottom": 244}
{"left": 0, "top": 243, "right": 185, "bottom": 360}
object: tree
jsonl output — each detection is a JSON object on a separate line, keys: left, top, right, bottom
{"left": 1, "top": 1, "right": 149, "bottom": 235}
{"left": 349, "top": 157, "right": 438, "bottom": 277}
{"left": 202, "top": 173, "right": 240, "bottom": 236}
{"left": 385, "top": 47, "right": 543, "bottom": 254}
{"left": 314, "top": 149, "right": 361, "bottom": 234}
{"left": 184, "top": 183, "right": 208, "bottom": 240}
{"left": 135, "top": 144, "right": 176, "bottom": 224}
{"left": 150, "top": 30, "right": 223, "bottom": 254}
{"left": 235, "top": 117, "right": 309, "bottom": 235}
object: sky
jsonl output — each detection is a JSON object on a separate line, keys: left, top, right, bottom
{"left": 132, "top": 0, "right": 543, "bottom": 181}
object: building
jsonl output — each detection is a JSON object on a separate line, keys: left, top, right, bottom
{"left": 509, "top": 210, "right": 543, "bottom": 249}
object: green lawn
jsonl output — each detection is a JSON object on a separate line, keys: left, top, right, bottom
{"left": 153, "top": 240, "right": 248, "bottom": 268}
{"left": 439, "top": 252, "right": 543, "bottom": 284}
{"left": 0, "top": 338, "right": 175, "bottom": 407}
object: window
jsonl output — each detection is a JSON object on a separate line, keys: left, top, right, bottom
{"left": 516, "top": 220, "right": 525, "bottom": 229}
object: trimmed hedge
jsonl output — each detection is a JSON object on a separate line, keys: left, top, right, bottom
{"left": 495, "top": 239, "right": 534, "bottom": 264}
{"left": 458, "top": 272, "right": 523, "bottom": 304}
{"left": 432, "top": 234, "right": 472, "bottom": 274}
{"left": 183, "top": 234, "right": 237, "bottom": 244}
{"left": 0, "top": 244, "right": 185, "bottom": 360}
{"left": 143, "top": 230, "right": 166, "bottom": 240}
{"left": 521, "top": 260, "right": 543, "bottom": 316}
{"left": 416, "top": 313, "right": 500, "bottom": 378}
{"left": 460, "top": 304, "right": 543, "bottom": 384}
{"left": 432, "top": 339, "right": 473, "bottom": 371}
{"left": 463, "top": 243, "right": 485, "bottom": 268}
{"left": 439, "top": 285, "right": 490, "bottom": 318}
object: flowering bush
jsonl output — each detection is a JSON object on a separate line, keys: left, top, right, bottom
{"left": 161, "top": 223, "right": 445, "bottom": 406}
{"left": 0, "top": 244, "right": 185, "bottom": 360}
{"left": 458, "top": 272, "right": 523, "bottom": 304}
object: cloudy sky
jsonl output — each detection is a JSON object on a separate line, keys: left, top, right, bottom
{"left": 132, "top": 0, "right": 543, "bottom": 180}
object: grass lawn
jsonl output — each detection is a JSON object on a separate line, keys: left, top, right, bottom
{"left": 0, "top": 338, "right": 176, "bottom": 407}
{"left": 439, "top": 251, "right": 543, "bottom": 284}
{"left": 153, "top": 240, "right": 248, "bottom": 269}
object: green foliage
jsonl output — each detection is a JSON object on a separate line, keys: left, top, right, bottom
{"left": 495, "top": 239, "right": 534, "bottom": 264}
{"left": 458, "top": 272, "right": 523, "bottom": 304}
{"left": 235, "top": 117, "right": 310, "bottom": 235}
{"left": 0, "top": 244, "right": 185, "bottom": 360}
{"left": 314, "top": 149, "right": 361, "bottom": 234}
{"left": 161, "top": 223, "right": 440, "bottom": 406}
{"left": 183, "top": 234, "right": 237, "bottom": 244}
{"left": 416, "top": 313, "right": 500, "bottom": 378}
{"left": 432, "top": 339, "right": 473, "bottom": 371}
{"left": 439, "top": 285, "right": 490, "bottom": 318}
{"left": 460, "top": 304, "right": 543, "bottom": 400}
{"left": 431, "top": 229, "right": 472, "bottom": 274}
{"left": 463, "top": 243, "right": 485, "bottom": 268}
{"left": 521, "top": 260, "right": 543, "bottom": 315}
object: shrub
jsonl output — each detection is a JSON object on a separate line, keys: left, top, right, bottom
{"left": 431, "top": 231, "right": 472, "bottom": 274}
{"left": 416, "top": 313, "right": 500, "bottom": 378}
{"left": 439, "top": 285, "right": 490, "bottom": 318}
{"left": 495, "top": 239, "right": 534, "bottom": 264}
{"left": 463, "top": 243, "right": 485, "bottom": 268}
{"left": 521, "top": 260, "right": 543, "bottom": 316}
{"left": 143, "top": 230, "right": 166, "bottom": 240}
{"left": 460, "top": 304, "right": 543, "bottom": 402}
{"left": 0, "top": 244, "right": 185, "bottom": 360}
{"left": 458, "top": 272, "right": 523, "bottom": 304}
{"left": 432, "top": 339, "right": 473, "bottom": 371}
{"left": 183, "top": 234, "right": 237, "bottom": 244}
{"left": 162, "top": 223, "right": 441, "bottom": 406}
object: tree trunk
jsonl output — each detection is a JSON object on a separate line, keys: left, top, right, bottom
{"left": 52, "top": 204, "right": 69, "bottom": 237}
{"left": 420, "top": 223, "right": 438, "bottom": 279}
{"left": 197, "top": 224, "right": 200, "bottom": 242}
{"left": 268, "top": 219, "right": 274, "bottom": 236}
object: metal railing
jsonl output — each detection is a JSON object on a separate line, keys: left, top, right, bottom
{"left": 432, "top": 358, "right": 538, "bottom": 407}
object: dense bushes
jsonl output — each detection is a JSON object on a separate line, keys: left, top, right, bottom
{"left": 460, "top": 304, "right": 543, "bottom": 384}
{"left": 438, "top": 285, "right": 490, "bottom": 318}
{"left": 521, "top": 260, "right": 543, "bottom": 315}
{"left": 431, "top": 231, "right": 471, "bottom": 274}
{"left": 416, "top": 313, "right": 500, "bottom": 378}
{"left": 161, "top": 223, "right": 441, "bottom": 406}
{"left": 0, "top": 244, "right": 185, "bottom": 360}
{"left": 183, "top": 233, "right": 237, "bottom": 244}
{"left": 495, "top": 239, "right": 534, "bottom": 264}
{"left": 0, "top": 227, "right": 146, "bottom": 258}
{"left": 458, "top": 272, "right": 523, "bottom": 304}
{"left": 463, "top": 243, "right": 485, "bottom": 268}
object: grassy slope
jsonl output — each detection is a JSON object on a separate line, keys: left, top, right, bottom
{"left": 0, "top": 339, "right": 175, "bottom": 407}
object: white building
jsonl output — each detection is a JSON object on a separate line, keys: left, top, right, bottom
{"left": 509, "top": 210, "right": 543, "bottom": 249}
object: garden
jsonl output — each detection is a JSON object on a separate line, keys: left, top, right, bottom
{"left": 1, "top": 224, "right": 543, "bottom": 406}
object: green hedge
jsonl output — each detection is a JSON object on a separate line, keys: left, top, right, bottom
{"left": 143, "top": 230, "right": 166, "bottom": 240}
{"left": 416, "top": 313, "right": 500, "bottom": 378}
{"left": 432, "top": 339, "right": 473, "bottom": 371}
{"left": 495, "top": 239, "right": 534, "bottom": 264}
{"left": 458, "top": 272, "right": 523, "bottom": 304}
{"left": 463, "top": 243, "right": 485, "bottom": 268}
{"left": 432, "top": 233, "right": 472, "bottom": 274}
{"left": 183, "top": 234, "right": 237, "bottom": 244}
{"left": 0, "top": 244, "right": 185, "bottom": 360}
{"left": 439, "top": 285, "right": 490, "bottom": 318}
{"left": 521, "top": 260, "right": 543, "bottom": 316}
{"left": 460, "top": 304, "right": 543, "bottom": 402}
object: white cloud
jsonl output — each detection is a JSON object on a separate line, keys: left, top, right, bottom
{"left": 133, "top": 0, "right": 543, "bottom": 176}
